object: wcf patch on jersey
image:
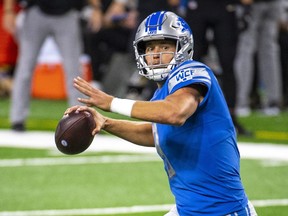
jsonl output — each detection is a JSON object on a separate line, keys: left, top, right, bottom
{"left": 168, "top": 68, "right": 195, "bottom": 92}
{"left": 175, "top": 68, "right": 194, "bottom": 81}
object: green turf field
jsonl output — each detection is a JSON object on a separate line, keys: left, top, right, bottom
{"left": 0, "top": 98, "right": 288, "bottom": 215}
{"left": 0, "top": 148, "right": 288, "bottom": 215}
{"left": 1, "top": 98, "right": 288, "bottom": 143}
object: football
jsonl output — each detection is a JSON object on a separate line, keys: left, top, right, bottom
{"left": 54, "top": 110, "right": 96, "bottom": 155}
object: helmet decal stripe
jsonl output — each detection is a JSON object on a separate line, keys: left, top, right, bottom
{"left": 157, "top": 12, "right": 165, "bottom": 31}
{"left": 145, "top": 11, "right": 166, "bottom": 33}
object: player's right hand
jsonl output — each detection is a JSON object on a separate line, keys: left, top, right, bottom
{"left": 73, "top": 76, "right": 114, "bottom": 112}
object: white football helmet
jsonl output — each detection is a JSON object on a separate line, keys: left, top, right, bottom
{"left": 133, "top": 11, "right": 194, "bottom": 82}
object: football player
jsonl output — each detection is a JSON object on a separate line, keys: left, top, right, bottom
{"left": 65, "top": 11, "right": 258, "bottom": 215}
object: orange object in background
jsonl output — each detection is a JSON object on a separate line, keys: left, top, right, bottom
{"left": 31, "top": 64, "right": 66, "bottom": 99}
{"left": 31, "top": 61, "right": 93, "bottom": 100}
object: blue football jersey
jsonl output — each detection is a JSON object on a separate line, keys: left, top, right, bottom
{"left": 151, "top": 60, "right": 248, "bottom": 215}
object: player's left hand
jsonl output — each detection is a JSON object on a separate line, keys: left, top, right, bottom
{"left": 73, "top": 77, "right": 114, "bottom": 112}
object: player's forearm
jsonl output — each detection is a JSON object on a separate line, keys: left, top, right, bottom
{"left": 131, "top": 99, "right": 195, "bottom": 126}
{"left": 110, "top": 99, "right": 188, "bottom": 126}
{"left": 131, "top": 101, "right": 170, "bottom": 123}
{"left": 103, "top": 118, "right": 155, "bottom": 147}
{"left": 109, "top": 88, "right": 199, "bottom": 126}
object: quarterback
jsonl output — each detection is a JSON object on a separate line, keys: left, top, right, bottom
{"left": 65, "top": 11, "right": 258, "bottom": 215}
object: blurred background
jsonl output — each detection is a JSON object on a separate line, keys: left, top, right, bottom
{"left": 0, "top": 0, "right": 288, "bottom": 215}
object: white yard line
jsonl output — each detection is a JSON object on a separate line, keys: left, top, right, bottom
{"left": 0, "top": 154, "right": 160, "bottom": 167}
{"left": 0, "top": 205, "right": 174, "bottom": 216}
{"left": 1, "top": 129, "right": 288, "bottom": 161}
{"left": 0, "top": 130, "right": 156, "bottom": 154}
{"left": 252, "top": 199, "right": 288, "bottom": 207}
{"left": 0, "top": 200, "right": 288, "bottom": 216}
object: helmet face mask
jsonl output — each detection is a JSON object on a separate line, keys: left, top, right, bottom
{"left": 134, "top": 11, "right": 194, "bottom": 82}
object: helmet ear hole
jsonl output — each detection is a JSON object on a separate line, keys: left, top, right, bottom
{"left": 138, "top": 42, "right": 145, "bottom": 54}
{"left": 143, "top": 68, "right": 148, "bottom": 75}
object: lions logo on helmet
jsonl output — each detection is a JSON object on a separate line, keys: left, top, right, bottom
{"left": 133, "top": 11, "right": 194, "bottom": 81}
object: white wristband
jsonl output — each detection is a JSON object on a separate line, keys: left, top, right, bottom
{"left": 110, "top": 98, "right": 136, "bottom": 117}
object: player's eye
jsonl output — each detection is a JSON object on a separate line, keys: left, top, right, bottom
{"left": 145, "top": 46, "right": 154, "bottom": 53}
{"left": 158, "top": 43, "right": 172, "bottom": 51}
{"left": 162, "top": 46, "right": 169, "bottom": 51}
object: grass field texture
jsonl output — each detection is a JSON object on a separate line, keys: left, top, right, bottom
{"left": 1, "top": 98, "right": 288, "bottom": 144}
{"left": 0, "top": 98, "right": 288, "bottom": 215}
{"left": 0, "top": 148, "right": 288, "bottom": 215}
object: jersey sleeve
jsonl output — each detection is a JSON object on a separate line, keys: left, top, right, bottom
{"left": 168, "top": 61, "right": 212, "bottom": 93}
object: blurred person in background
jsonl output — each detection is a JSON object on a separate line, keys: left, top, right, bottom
{"left": 83, "top": 0, "right": 138, "bottom": 95}
{"left": 173, "top": 0, "right": 253, "bottom": 136}
{"left": 278, "top": 0, "right": 288, "bottom": 110}
{"left": 235, "top": 0, "right": 283, "bottom": 116}
{"left": 2, "top": 0, "right": 101, "bottom": 131}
